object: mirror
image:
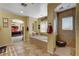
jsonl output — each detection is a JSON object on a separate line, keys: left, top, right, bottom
{"left": 62, "top": 16, "right": 73, "bottom": 30}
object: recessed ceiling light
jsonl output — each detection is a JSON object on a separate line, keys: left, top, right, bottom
{"left": 20, "top": 11, "right": 23, "bottom": 13}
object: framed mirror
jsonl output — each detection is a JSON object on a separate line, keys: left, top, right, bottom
{"left": 62, "top": 16, "right": 73, "bottom": 30}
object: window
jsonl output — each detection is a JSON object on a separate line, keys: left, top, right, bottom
{"left": 62, "top": 16, "right": 73, "bottom": 30}
{"left": 40, "top": 21, "right": 48, "bottom": 32}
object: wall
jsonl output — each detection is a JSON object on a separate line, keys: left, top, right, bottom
{"left": 0, "top": 10, "right": 28, "bottom": 47}
{"left": 76, "top": 4, "right": 79, "bottom": 56}
{"left": 0, "top": 18, "right": 11, "bottom": 47}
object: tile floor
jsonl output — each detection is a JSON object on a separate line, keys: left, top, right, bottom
{"left": 0, "top": 37, "right": 75, "bottom": 56}
{"left": 55, "top": 47, "right": 75, "bottom": 56}
{"left": 0, "top": 41, "right": 51, "bottom": 56}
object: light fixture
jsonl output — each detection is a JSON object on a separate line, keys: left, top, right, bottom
{"left": 21, "top": 3, "right": 27, "bottom": 7}
{"left": 20, "top": 11, "right": 23, "bottom": 13}
{"left": 12, "top": 19, "right": 24, "bottom": 24}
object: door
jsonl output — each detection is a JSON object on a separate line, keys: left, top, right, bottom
{"left": 57, "top": 8, "right": 75, "bottom": 48}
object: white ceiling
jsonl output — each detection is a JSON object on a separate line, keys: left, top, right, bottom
{"left": 0, "top": 3, "right": 76, "bottom": 18}
{"left": 0, "top": 3, "right": 47, "bottom": 18}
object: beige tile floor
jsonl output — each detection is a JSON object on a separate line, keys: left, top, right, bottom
{"left": 0, "top": 39, "right": 74, "bottom": 56}
{"left": 0, "top": 41, "right": 51, "bottom": 56}
{"left": 55, "top": 47, "right": 75, "bottom": 56}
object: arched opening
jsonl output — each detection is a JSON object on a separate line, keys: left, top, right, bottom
{"left": 11, "top": 19, "right": 24, "bottom": 43}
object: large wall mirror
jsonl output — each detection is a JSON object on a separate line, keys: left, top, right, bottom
{"left": 40, "top": 21, "right": 48, "bottom": 32}
{"left": 62, "top": 16, "right": 73, "bottom": 30}
{"left": 40, "top": 17, "right": 48, "bottom": 33}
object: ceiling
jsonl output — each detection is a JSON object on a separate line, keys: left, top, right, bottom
{"left": 0, "top": 3, "right": 76, "bottom": 18}
{"left": 0, "top": 3, "right": 47, "bottom": 18}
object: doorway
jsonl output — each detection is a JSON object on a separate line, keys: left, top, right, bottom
{"left": 56, "top": 8, "right": 76, "bottom": 55}
{"left": 11, "top": 19, "right": 24, "bottom": 43}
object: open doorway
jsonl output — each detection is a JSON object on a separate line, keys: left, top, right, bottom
{"left": 11, "top": 19, "right": 24, "bottom": 43}
{"left": 54, "top": 4, "right": 76, "bottom": 56}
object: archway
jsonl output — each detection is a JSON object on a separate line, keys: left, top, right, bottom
{"left": 11, "top": 19, "right": 25, "bottom": 43}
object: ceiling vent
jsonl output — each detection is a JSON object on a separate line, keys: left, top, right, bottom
{"left": 59, "top": 6, "right": 64, "bottom": 10}
{"left": 21, "top": 3, "right": 27, "bottom": 7}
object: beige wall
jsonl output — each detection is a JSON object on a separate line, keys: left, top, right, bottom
{"left": 0, "top": 10, "right": 28, "bottom": 47}
{"left": 0, "top": 18, "right": 11, "bottom": 47}
{"left": 48, "top": 3, "right": 59, "bottom": 54}
{"left": 76, "top": 4, "right": 79, "bottom": 56}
